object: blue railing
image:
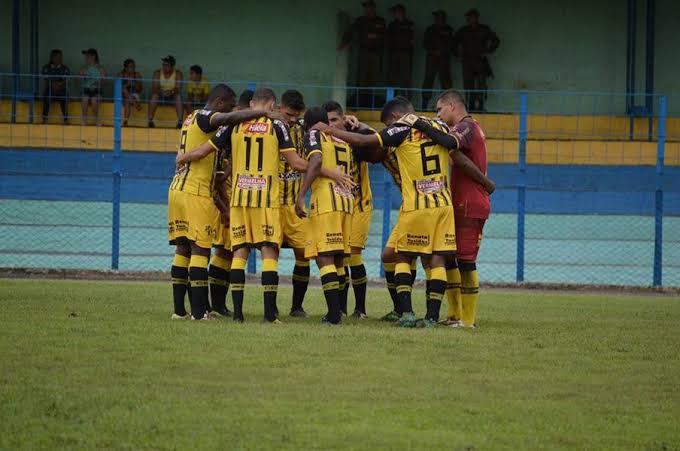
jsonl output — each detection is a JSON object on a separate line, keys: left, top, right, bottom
{"left": 1, "top": 73, "right": 678, "bottom": 286}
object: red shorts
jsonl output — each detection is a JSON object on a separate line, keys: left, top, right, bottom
{"left": 455, "top": 216, "right": 485, "bottom": 262}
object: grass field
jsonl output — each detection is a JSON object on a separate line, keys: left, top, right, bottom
{"left": 1, "top": 279, "right": 679, "bottom": 450}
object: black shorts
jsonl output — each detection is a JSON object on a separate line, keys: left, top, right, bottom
{"left": 159, "top": 93, "right": 179, "bottom": 105}
{"left": 83, "top": 88, "right": 100, "bottom": 97}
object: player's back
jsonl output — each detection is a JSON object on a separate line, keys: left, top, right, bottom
{"left": 170, "top": 109, "right": 220, "bottom": 197}
{"left": 278, "top": 120, "right": 305, "bottom": 206}
{"left": 305, "top": 129, "right": 354, "bottom": 216}
{"left": 230, "top": 116, "right": 294, "bottom": 208}
{"left": 451, "top": 117, "right": 490, "bottom": 219}
{"left": 378, "top": 118, "right": 451, "bottom": 211}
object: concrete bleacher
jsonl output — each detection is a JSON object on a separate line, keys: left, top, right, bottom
{"left": 1, "top": 100, "right": 678, "bottom": 165}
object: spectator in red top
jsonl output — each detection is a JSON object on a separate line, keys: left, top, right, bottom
{"left": 411, "top": 89, "right": 494, "bottom": 329}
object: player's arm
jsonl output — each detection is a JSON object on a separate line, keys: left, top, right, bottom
{"left": 207, "top": 109, "right": 281, "bottom": 129}
{"left": 176, "top": 126, "right": 230, "bottom": 166}
{"left": 295, "top": 130, "right": 324, "bottom": 218}
{"left": 281, "top": 151, "right": 354, "bottom": 190}
{"left": 311, "top": 122, "right": 382, "bottom": 150}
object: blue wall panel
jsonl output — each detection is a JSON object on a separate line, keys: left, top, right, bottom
{"left": 1, "top": 149, "right": 679, "bottom": 215}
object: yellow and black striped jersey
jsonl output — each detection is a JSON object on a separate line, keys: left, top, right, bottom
{"left": 304, "top": 129, "right": 354, "bottom": 216}
{"left": 351, "top": 150, "right": 373, "bottom": 212}
{"left": 376, "top": 118, "right": 452, "bottom": 211}
{"left": 170, "top": 109, "right": 220, "bottom": 197}
{"left": 278, "top": 120, "right": 305, "bottom": 206}
{"left": 381, "top": 148, "right": 402, "bottom": 192}
{"left": 228, "top": 117, "right": 295, "bottom": 208}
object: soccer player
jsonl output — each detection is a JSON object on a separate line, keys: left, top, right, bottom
{"left": 277, "top": 90, "right": 311, "bottom": 317}
{"left": 312, "top": 96, "right": 493, "bottom": 327}
{"left": 295, "top": 107, "right": 354, "bottom": 325}
{"left": 323, "top": 101, "right": 373, "bottom": 318}
{"left": 168, "top": 84, "right": 280, "bottom": 321}
{"left": 410, "top": 90, "right": 493, "bottom": 328}
{"left": 227, "top": 88, "right": 310, "bottom": 323}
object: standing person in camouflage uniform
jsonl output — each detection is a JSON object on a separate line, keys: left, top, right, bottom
{"left": 421, "top": 10, "right": 454, "bottom": 110}
{"left": 339, "top": 0, "right": 386, "bottom": 107}
{"left": 453, "top": 8, "right": 500, "bottom": 112}
{"left": 386, "top": 4, "right": 415, "bottom": 98}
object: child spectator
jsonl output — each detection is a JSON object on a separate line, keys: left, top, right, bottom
{"left": 117, "top": 59, "right": 143, "bottom": 126}
{"left": 41, "top": 49, "right": 70, "bottom": 123}
{"left": 79, "top": 48, "right": 107, "bottom": 125}
{"left": 184, "top": 65, "right": 210, "bottom": 113}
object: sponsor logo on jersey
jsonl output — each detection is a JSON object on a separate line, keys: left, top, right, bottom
{"left": 325, "top": 232, "right": 344, "bottom": 245}
{"left": 333, "top": 184, "right": 354, "bottom": 198}
{"left": 415, "top": 179, "right": 444, "bottom": 194}
{"left": 237, "top": 174, "right": 267, "bottom": 190}
{"left": 247, "top": 122, "right": 270, "bottom": 134}
{"left": 406, "top": 233, "right": 430, "bottom": 247}
{"left": 387, "top": 125, "right": 409, "bottom": 136}
{"left": 273, "top": 120, "right": 290, "bottom": 141}
{"left": 308, "top": 131, "right": 319, "bottom": 147}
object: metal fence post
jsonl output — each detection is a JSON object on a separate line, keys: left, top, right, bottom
{"left": 653, "top": 95, "right": 666, "bottom": 286}
{"left": 111, "top": 78, "right": 122, "bottom": 270}
{"left": 516, "top": 92, "right": 528, "bottom": 283}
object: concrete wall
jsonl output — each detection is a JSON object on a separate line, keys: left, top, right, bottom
{"left": 1, "top": 0, "right": 679, "bottom": 105}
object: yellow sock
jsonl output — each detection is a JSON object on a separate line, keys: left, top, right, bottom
{"left": 210, "top": 255, "right": 231, "bottom": 271}
{"left": 349, "top": 254, "right": 363, "bottom": 266}
{"left": 447, "top": 267, "right": 462, "bottom": 321}
{"left": 461, "top": 269, "right": 479, "bottom": 326}
{"left": 172, "top": 254, "right": 190, "bottom": 268}
{"left": 232, "top": 257, "right": 247, "bottom": 271}
{"left": 424, "top": 267, "right": 432, "bottom": 281}
{"left": 262, "top": 258, "right": 278, "bottom": 272}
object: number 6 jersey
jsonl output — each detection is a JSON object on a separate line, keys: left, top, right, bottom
{"left": 375, "top": 118, "right": 452, "bottom": 211}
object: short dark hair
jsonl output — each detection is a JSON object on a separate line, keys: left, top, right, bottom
{"left": 238, "top": 89, "right": 254, "bottom": 109}
{"left": 207, "top": 83, "right": 236, "bottom": 104}
{"left": 252, "top": 87, "right": 276, "bottom": 104}
{"left": 281, "top": 90, "right": 305, "bottom": 111}
{"left": 303, "top": 106, "right": 329, "bottom": 131}
{"left": 322, "top": 100, "right": 344, "bottom": 116}
{"left": 123, "top": 58, "right": 135, "bottom": 67}
{"left": 437, "top": 89, "right": 466, "bottom": 106}
{"left": 190, "top": 65, "right": 202, "bottom": 75}
{"left": 380, "top": 96, "right": 414, "bottom": 123}
{"left": 50, "top": 49, "right": 62, "bottom": 56}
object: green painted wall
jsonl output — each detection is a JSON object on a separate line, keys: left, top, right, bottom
{"left": 2, "top": 0, "right": 679, "bottom": 112}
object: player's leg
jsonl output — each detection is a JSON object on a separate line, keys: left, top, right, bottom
{"left": 349, "top": 248, "right": 368, "bottom": 318}
{"left": 188, "top": 243, "right": 211, "bottom": 320}
{"left": 381, "top": 245, "right": 401, "bottom": 321}
{"left": 421, "top": 255, "right": 432, "bottom": 319}
{"left": 443, "top": 256, "right": 462, "bottom": 325}
{"left": 208, "top": 247, "right": 232, "bottom": 317}
{"left": 425, "top": 254, "right": 447, "bottom": 326}
{"left": 290, "top": 247, "right": 310, "bottom": 317}
{"left": 394, "top": 252, "right": 416, "bottom": 327}
{"left": 230, "top": 247, "right": 249, "bottom": 322}
{"left": 260, "top": 245, "right": 280, "bottom": 323}
{"left": 456, "top": 218, "right": 484, "bottom": 328}
{"left": 317, "top": 254, "right": 341, "bottom": 325}
{"left": 338, "top": 258, "right": 349, "bottom": 316}
{"left": 170, "top": 243, "right": 191, "bottom": 319}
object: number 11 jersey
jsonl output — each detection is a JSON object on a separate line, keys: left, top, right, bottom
{"left": 229, "top": 117, "right": 296, "bottom": 208}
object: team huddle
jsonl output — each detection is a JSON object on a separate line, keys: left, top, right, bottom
{"left": 167, "top": 85, "right": 495, "bottom": 327}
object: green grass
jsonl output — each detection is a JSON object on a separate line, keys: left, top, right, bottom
{"left": 1, "top": 279, "right": 679, "bottom": 450}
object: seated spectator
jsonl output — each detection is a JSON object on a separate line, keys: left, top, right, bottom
{"left": 148, "top": 55, "right": 183, "bottom": 128}
{"left": 184, "top": 65, "right": 210, "bottom": 113}
{"left": 117, "top": 59, "right": 143, "bottom": 126}
{"left": 236, "top": 89, "right": 254, "bottom": 111}
{"left": 79, "top": 48, "right": 106, "bottom": 125}
{"left": 41, "top": 49, "right": 71, "bottom": 123}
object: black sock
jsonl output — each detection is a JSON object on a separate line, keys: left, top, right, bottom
{"left": 171, "top": 265, "right": 189, "bottom": 316}
{"left": 338, "top": 270, "right": 348, "bottom": 314}
{"left": 189, "top": 266, "right": 209, "bottom": 319}
{"left": 350, "top": 264, "right": 368, "bottom": 314}
{"left": 208, "top": 265, "right": 228, "bottom": 311}
{"left": 321, "top": 271, "right": 341, "bottom": 324}
{"left": 395, "top": 271, "right": 413, "bottom": 314}
{"left": 291, "top": 263, "right": 310, "bottom": 311}
{"left": 385, "top": 269, "right": 400, "bottom": 313}
{"left": 427, "top": 279, "right": 446, "bottom": 321}
{"left": 262, "top": 270, "right": 279, "bottom": 322}
{"left": 231, "top": 268, "right": 245, "bottom": 320}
